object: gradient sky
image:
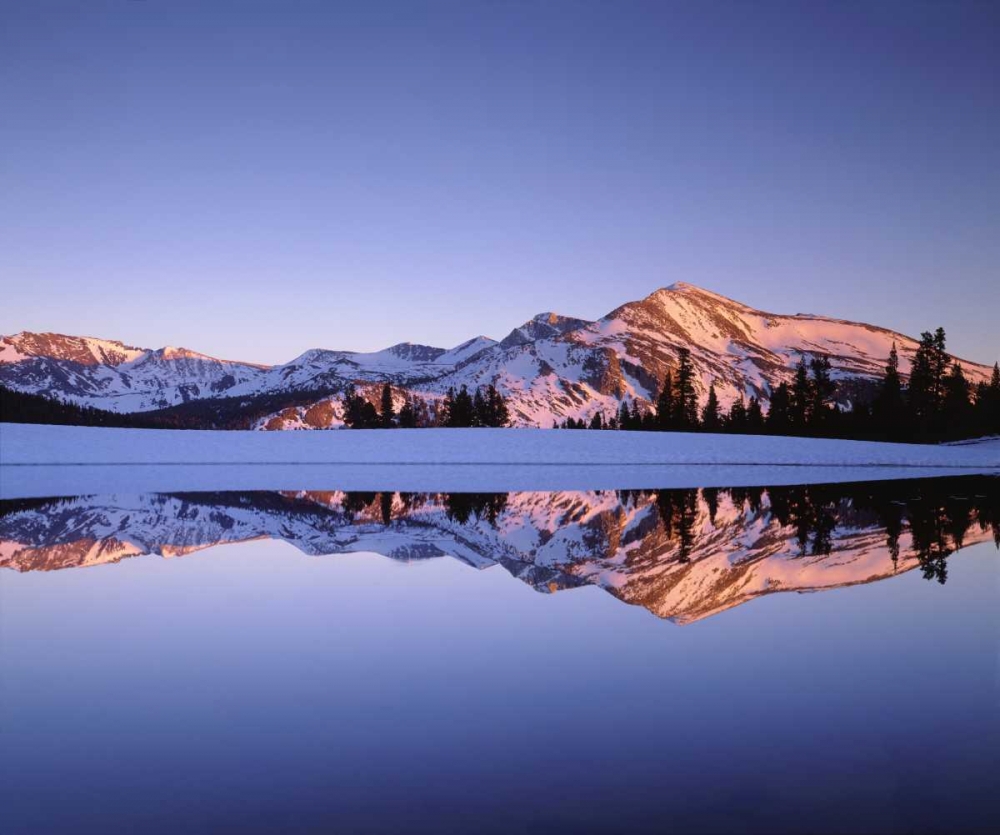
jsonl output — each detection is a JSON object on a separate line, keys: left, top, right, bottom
{"left": 2, "top": 1, "right": 998, "bottom": 366}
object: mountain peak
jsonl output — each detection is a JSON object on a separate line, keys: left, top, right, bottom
{"left": 500, "top": 312, "right": 593, "bottom": 349}
{"left": 0, "top": 331, "right": 147, "bottom": 366}
{"left": 654, "top": 283, "right": 749, "bottom": 308}
{"left": 159, "top": 346, "right": 203, "bottom": 361}
{"left": 146, "top": 345, "right": 270, "bottom": 369}
{"left": 385, "top": 342, "right": 447, "bottom": 362}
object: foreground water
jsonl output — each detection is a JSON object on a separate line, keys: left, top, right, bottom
{"left": 1, "top": 476, "right": 998, "bottom": 833}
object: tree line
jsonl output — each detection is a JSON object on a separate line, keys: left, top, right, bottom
{"left": 556, "top": 334, "right": 1000, "bottom": 443}
{"left": 0, "top": 385, "right": 174, "bottom": 429}
{"left": 341, "top": 382, "right": 510, "bottom": 428}
{"left": 0, "top": 384, "right": 341, "bottom": 430}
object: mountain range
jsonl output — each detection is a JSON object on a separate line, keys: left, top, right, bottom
{"left": 2, "top": 283, "right": 993, "bottom": 428}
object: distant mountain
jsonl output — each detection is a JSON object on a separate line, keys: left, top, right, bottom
{"left": 2, "top": 479, "right": 995, "bottom": 623}
{"left": 0, "top": 332, "right": 267, "bottom": 413}
{"left": 2, "top": 284, "right": 993, "bottom": 427}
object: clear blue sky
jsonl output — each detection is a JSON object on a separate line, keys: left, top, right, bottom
{"left": 2, "top": 1, "right": 997, "bottom": 365}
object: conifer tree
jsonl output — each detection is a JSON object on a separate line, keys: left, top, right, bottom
{"left": 982, "top": 363, "right": 1000, "bottom": 435}
{"left": 942, "top": 361, "right": 972, "bottom": 435}
{"left": 790, "top": 358, "right": 812, "bottom": 432}
{"left": 472, "top": 386, "right": 487, "bottom": 427}
{"left": 398, "top": 396, "right": 417, "bottom": 428}
{"left": 343, "top": 384, "right": 378, "bottom": 429}
{"left": 909, "top": 330, "right": 949, "bottom": 436}
{"left": 873, "top": 342, "right": 905, "bottom": 438}
{"left": 766, "top": 382, "right": 792, "bottom": 436}
{"left": 656, "top": 371, "right": 674, "bottom": 431}
{"left": 589, "top": 412, "right": 603, "bottom": 430}
{"left": 809, "top": 356, "right": 836, "bottom": 432}
{"left": 700, "top": 383, "right": 721, "bottom": 432}
{"left": 727, "top": 396, "right": 747, "bottom": 433}
{"left": 672, "top": 348, "right": 698, "bottom": 429}
{"left": 439, "top": 387, "right": 456, "bottom": 427}
{"left": 618, "top": 400, "right": 632, "bottom": 431}
{"left": 380, "top": 383, "right": 395, "bottom": 428}
{"left": 630, "top": 399, "right": 643, "bottom": 430}
{"left": 448, "top": 385, "right": 476, "bottom": 427}
{"left": 931, "top": 327, "right": 949, "bottom": 407}
{"left": 746, "top": 396, "right": 765, "bottom": 434}
{"left": 484, "top": 383, "right": 510, "bottom": 427}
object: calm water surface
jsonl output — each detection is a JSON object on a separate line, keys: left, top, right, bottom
{"left": 1, "top": 476, "right": 998, "bottom": 834}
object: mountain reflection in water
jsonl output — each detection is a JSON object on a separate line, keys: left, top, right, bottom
{"left": 2, "top": 476, "right": 997, "bottom": 624}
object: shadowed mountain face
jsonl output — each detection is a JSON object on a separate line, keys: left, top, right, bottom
{"left": 2, "top": 477, "right": 997, "bottom": 624}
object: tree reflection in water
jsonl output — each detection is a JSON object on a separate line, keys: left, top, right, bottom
{"left": 1, "top": 476, "right": 997, "bottom": 621}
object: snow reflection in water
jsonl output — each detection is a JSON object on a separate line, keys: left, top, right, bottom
{"left": 3, "top": 475, "right": 997, "bottom": 623}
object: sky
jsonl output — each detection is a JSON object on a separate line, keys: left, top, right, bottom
{"left": 2, "top": 0, "right": 998, "bottom": 366}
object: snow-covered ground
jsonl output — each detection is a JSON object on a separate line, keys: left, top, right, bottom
{"left": 4, "top": 423, "right": 1000, "bottom": 467}
{"left": 1, "top": 423, "right": 997, "bottom": 499}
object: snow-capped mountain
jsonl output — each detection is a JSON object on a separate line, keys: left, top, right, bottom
{"left": 2, "top": 478, "right": 995, "bottom": 623}
{"left": 2, "top": 284, "right": 993, "bottom": 426}
{"left": 0, "top": 332, "right": 268, "bottom": 412}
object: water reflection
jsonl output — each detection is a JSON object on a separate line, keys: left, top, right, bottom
{"left": 2, "top": 476, "right": 997, "bottom": 623}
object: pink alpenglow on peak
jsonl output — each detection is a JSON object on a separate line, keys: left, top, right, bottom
{"left": 1, "top": 285, "right": 994, "bottom": 426}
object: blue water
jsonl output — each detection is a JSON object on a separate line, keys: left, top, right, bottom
{"left": 1, "top": 480, "right": 998, "bottom": 834}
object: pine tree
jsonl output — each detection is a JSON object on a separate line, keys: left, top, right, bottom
{"left": 809, "top": 356, "right": 836, "bottom": 432}
{"left": 439, "top": 387, "right": 456, "bottom": 427}
{"left": 672, "top": 348, "right": 698, "bottom": 429}
{"left": 983, "top": 363, "right": 1000, "bottom": 436}
{"left": 700, "top": 383, "right": 721, "bottom": 432}
{"left": 484, "top": 383, "right": 509, "bottom": 427}
{"left": 656, "top": 371, "right": 674, "bottom": 431}
{"left": 448, "top": 385, "right": 476, "bottom": 427}
{"left": 360, "top": 399, "right": 378, "bottom": 427}
{"left": 931, "top": 327, "right": 949, "bottom": 408}
{"left": 909, "top": 329, "right": 949, "bottom": 437}
{"left": 589, "top": 412, "right": 603, "bottom": 430}
{"left": 630, "top": 399, "right": 643, "bottom": 430}
{"left": 873, "top": 342, "right": 905, "bottom": 439}
{"left": 942, "top": 361, "right": 972, "bottom": 436}
{"left": 746, "top": 396, "right": 765, "bottom": 433}
{"left": 727, "top": 397, "right": 747, "bottom": 433}
{"left": 472, "top": 386, "right": 487, "bottom": 427}
{"left": 618, "top": 400, "right": 632, "bottom": 431}
{"left": 790, "top": 358, "right": 812, "bottom": 432}
{"left": 398, "top": 396, "right": 417, "bottom": 428}
{"left": 343, "top": 384, "right": 378, "bottom": 429}
{"left": 766, "top": 382, "right": 792, "bottom": 436}
{"left": 380, "top": 383, "right": 395, "bottom": 428}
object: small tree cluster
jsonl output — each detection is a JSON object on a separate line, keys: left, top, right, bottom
{"left": 439, "top": 384, "right": 511, "bottom": 428}
{"left": 342, "top": 383, "right": 440, "bottom": 429}
{"left": 341, "top": 384, "right": 382, "bottom": 428}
